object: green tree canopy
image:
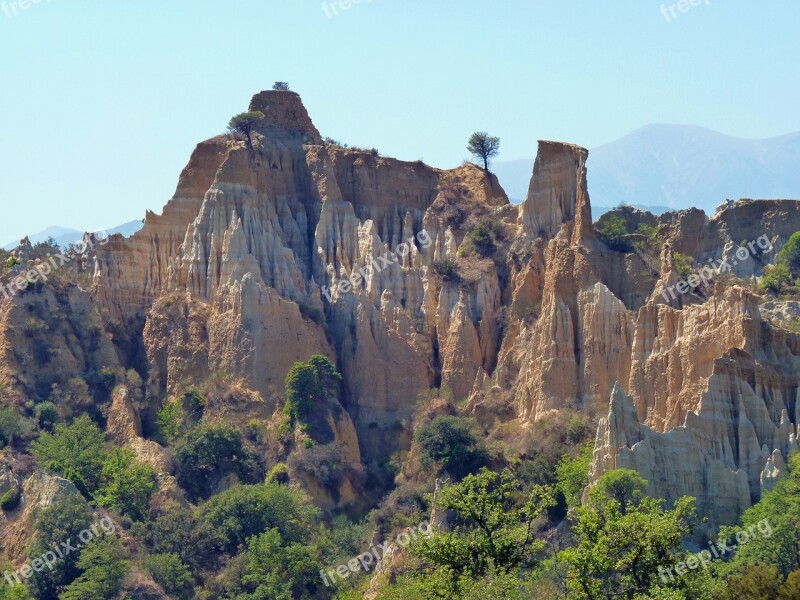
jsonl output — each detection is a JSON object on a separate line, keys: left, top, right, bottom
{"left": 227, "top": 111, "right": 265, "bottom": 147}
{"left": 60, "top": 536, "right": 127, "bottom": 600}
{"left": 26, "top": 494, "right": 92, "bottom": 600}
{"left": 718, "top": 452, "right": 800, "bottom": 578}
{"left": 414, "top": 415, "right": 488, "bottom": 479}
{"left": 94, "top": 447, "right": 156, "bottom": 520}
{"left": 201, "top": 482, "right": 319, "bottom": 554}
{"left": 415, "top": 468, "right": 554, "bottom": 591}
{"left": 467, "top": 132, "right": 500, "bottom": 172}
{"left": 559, "top": 469, "right": 699, "bottom": 599}
{"left": 284, "top": 355, "right": 341, "bottom": 421}
{"left": 173, "top": 423, "right": 262, "bottom": 501}
{"left": 30, "top": 415, "right": 106, "bottom": 495}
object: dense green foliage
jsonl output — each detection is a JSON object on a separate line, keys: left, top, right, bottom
{"left": 173, "top": 423, "right": 262, "bottom": 501}
{"left": 717, "top": 452, "right": 800, "bottom": 578}
{"left": 26, "top": 495, "right": 92, "bottom": 599}
{"left": 30, "top": 416, "right": 106, "bottom": 495}
{"left": 201, "top": 482, "right": 319, "bottom": 553}
{"left": 761, "top": 231, "right": 800, "bottom": 294}
{"left": 555, "top": 442, "right": 593, "bottom": 509}
{"left": 596, "top": 214, "right": 633, "bottom": 252}
{"left": 468, "top": 223, "right": 495, "bottom": 257}
{"left": 414, "top": 415, "right": 488, "bottom": 479}
{"left": 143, "top": 553, "right": 193, "bottom": 600}
{"left": 131, "top": 504, "right": 225, "bottom": 572}
{"left": 60, "top": 537, "right": 127, "bottom": 600}
{"left": 239, "top": 528, "right": 324, "bottom": 599}
{"left": 284, "top": 355, "right": 342, "bottom": 421}
{"left": 33, "top": 401, "right": 59, "bottom": 432}
{"left": 94, "top": 447, "right": 156, "bottom": 519}
{"left": 0, "top": 486, "right": 20, "bottom": 511}
{"left": 559, "top": 469, "right": 701, "bottom": 599}
{"left": 227, "top": 111, "right": 265, "bottom": 146}
{"left": 0, "top": 405, "right": 27, "bottom": 448}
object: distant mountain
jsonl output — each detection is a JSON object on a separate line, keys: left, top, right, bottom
{"left": 3, "top": 220, "right": 143, "bottom": 251}
{"left": 2, "top": 225, "right": 81, "bottom": 250}
{"left": 494, "top": 125, "right": 800, "bottom": 215}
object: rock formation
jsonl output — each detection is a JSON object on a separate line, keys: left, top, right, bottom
{"left": 1, "top": 89, "right": 798, "bottom": 531}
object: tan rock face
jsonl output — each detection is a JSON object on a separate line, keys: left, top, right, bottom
{"left": 87, "top": 91, "right": 510, "bottom": 477}
{"left": 107, "top": 386, "right": 172, "bottom": 473}
{"left": 26, "top": 90, "right": 794, "bottom": 526}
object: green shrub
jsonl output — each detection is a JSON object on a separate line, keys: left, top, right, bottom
{"left": 173, "top": 423, "right": 262, "bottom": 501}
{"left": 0, "top": 487, "right": 20, "bottom": 511}
{"left": 468, "top": 223, "right": 496, "bottom": 257}
{"left": 143, "top": 553, "right": 193, "bottom": 600}
{"left": 414, "top": 415, "right": 488, "bottom": 479}
{"left": 779, "top": 231, "right": 800, "bottom": 276}
{"left": 266, "top": 463, "right": 290, "bottom": 485}
{"left": 283, "top": 355, "right": 341, "bottom": 421}
{"left": 201, "top": 482, "right": 319, "bottom": 553}
{"left": 555, "top": 442, "right": 594, "bottom": 509}
{"left": 760, "top": 262, "right": 795, "bottom": 294}
{"left": 156, "top": 398, "right": 183, "bottom": 443}
{"left": 60, "top": 536, "right": 127, "bottom": 600}
{"left": 34, "top": 401, "right": 60, "bottom": 431}
{"left": 0, "top": 405, "right": 26, "bottom": 449}
{"left": 672, "top": 251, "right": 694, "bottom": 281}
{"left": 130, "top": 505, "right": 225, "bottom": 573}
{"left": 95, "top": 448, "right": 156, "bottom": 520}
{"left": 596, "top": 214, "right": 633, "bottom": 252}
{"left": 30, "top": 415, "right": 106, "bottom": 495}
{"left": 26, "top": 494, "right": 92, "bottom": 598}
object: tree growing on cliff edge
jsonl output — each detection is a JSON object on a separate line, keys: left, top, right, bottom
{"left": 467, "top": 131, "right": 501, "bottom": 172}
{"left": 272, "top": 81, "right": 290, "bottom": 91}
{"left": 283, "top": 355, "right": 342, "bottom": 421}
{"left": 227, "top": 111, "right": 265, "bottom": 148}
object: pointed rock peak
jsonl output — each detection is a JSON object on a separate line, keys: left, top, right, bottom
{"left": 248, "top": 90, "right": 322, "bottom": 143}
{"left": 609, "top": 382, "right": 636, "bottom": 416}
{"left": 519, "top": 140, "right": 593, "bottom": 240}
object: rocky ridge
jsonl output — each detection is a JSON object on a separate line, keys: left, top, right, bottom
{"left": 1, "top": 90, "right": 798, "bottom": 530}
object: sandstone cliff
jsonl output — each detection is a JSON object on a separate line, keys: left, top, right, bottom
{"left": 2, "top": 89, "right": 798, "bottom": 531}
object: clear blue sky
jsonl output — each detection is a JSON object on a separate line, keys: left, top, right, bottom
{"left": 1, "top": 1, "right": 799, "bottom": 244}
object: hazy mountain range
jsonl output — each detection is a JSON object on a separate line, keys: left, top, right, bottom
{"left": 8, "top": 125, "right": 800, "bottom": 250}
{"left": 3, "top": 220, "right": 143, "bottom": 251}
{"left": 494, "top": 124, "right": 800, "bottom": 216}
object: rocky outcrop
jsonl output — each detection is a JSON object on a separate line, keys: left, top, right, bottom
{"left": 87, "top": 90, "right": 513, "bottom": 483}
{"left": 0, "top": 470, "right": 81, "bottom": 561}
{"left": 8, "top": 88, "right": 795, "bottom": 527}
{"left": 107, "top": 386, "right": 172, "bottom": 473}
